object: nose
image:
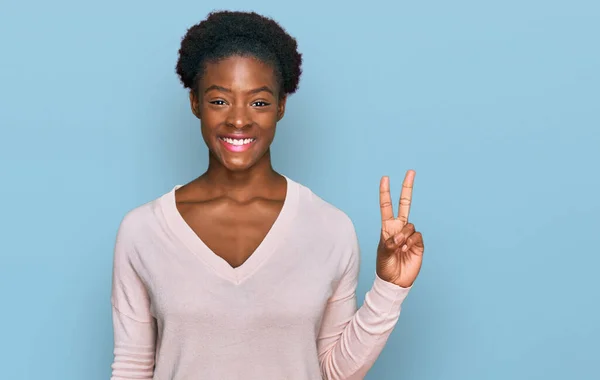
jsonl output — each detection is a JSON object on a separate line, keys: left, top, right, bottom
{"left": 226, "top": 104, "right": 252, "bottom": 129}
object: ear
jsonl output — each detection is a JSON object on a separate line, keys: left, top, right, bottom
{"left": 189, "top": 91, "right": 201, "bottom": 119}
{"left": 277, "top": 95, "right": 287, "bottom": 121}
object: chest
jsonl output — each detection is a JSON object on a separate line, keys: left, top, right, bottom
{"left": 144, "top": 236, "right": 338, "bottom": 332}
{"left": 142, "top": 195, "right": 348, "bottom": 334}
{"left": 178, "top": 199, "right": 284, "bottom": 268}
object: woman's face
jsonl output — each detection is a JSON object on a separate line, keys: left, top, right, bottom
{"left": 190, "top": 55, "right": 286, "bottom": 172}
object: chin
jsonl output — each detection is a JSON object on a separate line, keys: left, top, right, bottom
{"left": 215, "top": 150, "right": 261, "bottom": 172}
{"left": 222, "top": 159, "right": 255, "bottom": 172}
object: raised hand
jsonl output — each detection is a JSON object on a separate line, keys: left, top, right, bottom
{"left": 376, "top": 170, "right": 424, "bottom": 288}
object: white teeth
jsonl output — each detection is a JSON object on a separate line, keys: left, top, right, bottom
{"left": 221, "top": 137, "right": 255, "bottom": 146}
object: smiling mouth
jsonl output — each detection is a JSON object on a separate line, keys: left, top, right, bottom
{"left": 218, "top": 136, "right": 257, "bottom": 152}
{"left": 218, "top": 137, "right": 256, "bottom": 146}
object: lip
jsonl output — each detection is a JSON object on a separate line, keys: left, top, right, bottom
{"left": 218, "top": 135, "right": 257, "bottom": 153}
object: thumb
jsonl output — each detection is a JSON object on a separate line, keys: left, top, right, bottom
{"left": 379, "top": 232, "right": 399, "bottom": 255}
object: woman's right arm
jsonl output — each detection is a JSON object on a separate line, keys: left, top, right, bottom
{"left": 110, "top": 216, "right": 156, "bottom": 380}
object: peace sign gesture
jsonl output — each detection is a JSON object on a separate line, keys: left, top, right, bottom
{"left": 376, "top": 170, "right": 424, "bottom": 288}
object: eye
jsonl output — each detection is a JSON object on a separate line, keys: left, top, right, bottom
{"left": 252, "top": 101, "right": 271, "bottom": 107}
{"left": 209, "top": 100, "right": 227, "bottom": 106}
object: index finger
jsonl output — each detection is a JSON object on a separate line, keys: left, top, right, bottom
{"left": 379, "top": 176, "right": 394, "bottom": 222}
{"left": 398, "top": 170, "right": 415, "bottom": 225}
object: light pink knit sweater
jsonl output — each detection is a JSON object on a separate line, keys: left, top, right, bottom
{"left": 111, "top": 176, "right": 411, "bottom": 379}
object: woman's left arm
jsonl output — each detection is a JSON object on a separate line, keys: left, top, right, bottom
{"left": 317, "top": 171, "right": 424, "bottom": 380}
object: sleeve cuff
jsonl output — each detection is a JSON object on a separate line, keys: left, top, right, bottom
{"left": 357, "top": 274, "right": 412, "bottom": 334}
{"left": 370, "top": 273, "right": 412, "bottom": 307}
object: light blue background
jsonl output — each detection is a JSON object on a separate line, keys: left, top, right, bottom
{"left": 1, "top": 0, "right": 598, "bottom": 379}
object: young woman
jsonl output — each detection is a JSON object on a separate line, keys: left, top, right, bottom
{"left": 110, "top": 10, "right": 424, "bottom": 380}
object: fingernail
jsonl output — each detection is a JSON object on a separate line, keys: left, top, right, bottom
{"left": 402, "top": 244, "right": 408, "bottom": 251}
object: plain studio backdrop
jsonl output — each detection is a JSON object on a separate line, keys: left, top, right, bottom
{"left": 1, "top": 0, "right": 598, "bottom": 379}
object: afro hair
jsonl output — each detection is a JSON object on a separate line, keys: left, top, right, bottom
{"left": 175, "top": 11, "right": 303, "bottom": 97}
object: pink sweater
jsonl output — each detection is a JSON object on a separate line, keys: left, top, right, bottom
{"left": 111, "top": 176, "right": 411, "bottom": 380}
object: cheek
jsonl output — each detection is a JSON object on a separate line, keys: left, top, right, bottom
{"left": 254, "top": 112, "right": 279, "bottom": 134}
{"left": 256, "top": 124, "right": 277, "bottom": 146}
{"left": 200, "top": 106, "right": 218, "bottom": 122}
{"left": 199, "top": 111, "right": 221, "bottom": 135}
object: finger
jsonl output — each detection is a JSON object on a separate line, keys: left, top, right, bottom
{"left": 403, "top": 232, "right": 424, "bottom": 254}
{"left": 379, "top": 176, "right": 394, "bottom": 222}
{"left": 397, "top": 223, "right": 415, "bottom": 251}
{"left": 398, "top": 170, "right": 415, "bottom": 225}
{"left": 384, "top": 234, "right": 398, "bottom": 250}
{"left": 379, "top": 233, "right": 399, "bottom": 257}
{"left": 390, "top": 223, "right": 415, "bottom": 248}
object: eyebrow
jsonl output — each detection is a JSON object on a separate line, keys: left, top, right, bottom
{"left": 204, "top": 85, "right": 274, "bottom": 95}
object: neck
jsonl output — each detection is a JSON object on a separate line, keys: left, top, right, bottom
{"left": 199, "top": 149, "right": 282, "bottom": 197}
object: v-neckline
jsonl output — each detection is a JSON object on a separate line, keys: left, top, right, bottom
{"left": 160, "top": 175, "right": 299, "bottom": 284}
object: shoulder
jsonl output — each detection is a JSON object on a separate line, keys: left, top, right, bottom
{"left": 115, "top": 187, "right": 173, "bottom": 247}
{"left": 292, "top": 179, "right": 357, "bottom": 242}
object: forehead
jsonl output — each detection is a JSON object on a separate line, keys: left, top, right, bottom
{"left": 202, "top": 55, "right": 277, "bottom": 89}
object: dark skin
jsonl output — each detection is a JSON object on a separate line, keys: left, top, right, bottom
{"left": 175, "top": 55, "right": 425, "bottom": 286}
{"left": 175, "top": 56, "right": 287, "bottom": 268}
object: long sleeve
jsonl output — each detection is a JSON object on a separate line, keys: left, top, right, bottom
{"left": 110, "top": 216, "right": 157, "bottom": 380}
{"left": 317, "top": 226, "right": 411, "bottom": 380}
